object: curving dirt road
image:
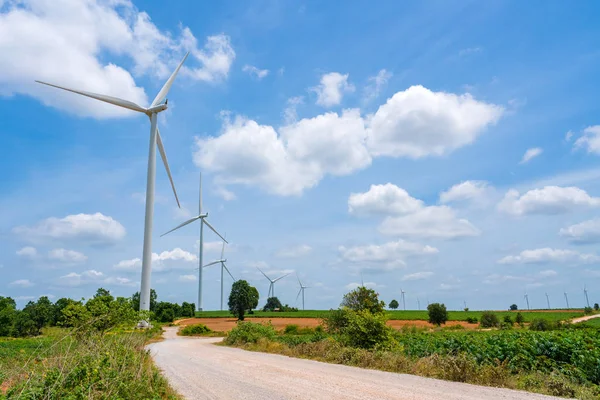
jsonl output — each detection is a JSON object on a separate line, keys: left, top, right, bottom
{"left": 148, "top": 327, "right": 561, "bottom": 400}
{"left": 571, "top": 313, "right": 600, "bottom": 323}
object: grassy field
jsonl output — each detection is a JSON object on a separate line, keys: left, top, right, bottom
{"left": 195, "top": 309, "right": 586, "bottom": 322}
{"left": 582, "top": 317, "right": 600, "bottom": 328}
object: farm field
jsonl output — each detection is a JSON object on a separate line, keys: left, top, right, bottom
{"left": 195, "top": 309, "right": 586, "bottom": 322}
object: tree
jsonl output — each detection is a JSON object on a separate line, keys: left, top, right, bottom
{"left": 131, "top": 289, "right": 157, "bottom": 312}
{"left": 341, "top": 286, "right": 385, "bottom": 315}
{"left": 480, "top": 311, "right": 499, "bottom": 328}
{"left": 23, "top": 296, "right": 55, "bottom": 330}
{"left": 180, "top": 302, "right": 195, "bottom": 317}
{"left": 509, "top": 304, "right": 518, "bottom": 311}
{"left": 595, "top": 303, "right": 599, "bottom": 311}
{"left": 0, "top": 296, "right": 17, "bottom": 337}
{"left": 427, "top": 303, "right": 448, "bottom": 326}
{"left": 248, "top": 286, "right": 259, "bottom": 311}
{"left": 515, "top": 312, "right": 525, "bottom": 325}
{"left": 228, "top": 280, "right": 253, "bottom": 321}
{"left": 263, "top": 297, "right": 282, "bottom": 311}
{"left": 54, "top": 298, "right": 79, "bottom": 326}
{"left": 389, "top": 299, "right": 399, "bottom": 309}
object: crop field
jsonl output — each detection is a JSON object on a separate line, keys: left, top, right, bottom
{"left": 195, "top": 309, "right": 585, "bottom": 322}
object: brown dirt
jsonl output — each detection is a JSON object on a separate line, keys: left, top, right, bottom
{"left": 175, "top": 317, "right": 478, "bottom": 331}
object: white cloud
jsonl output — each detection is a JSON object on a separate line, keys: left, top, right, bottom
{"left": 13, "top": 213, "right": 126, "bottom": 244}
{"left": 14, "top": 296, "right": 36, "bottom": 302}
{"left": 214, "top": 186, "right": 236, "bottom": 201}
{"left": 482, "top": 274, "right": 528, "bottom": 284}
{"left": 498, "top": 248, "right": 600, "bottom": 265}
{"left": 345, "top": 282, "right": 381, "bottom": 290}
{"left": 0, "top": 1, "right": 234, "bottom": 119}
{"left": 520, "top": 147, "right": 543, "bottom": 164}
{"left": 338, "top": 240, "right": 438, "bottom": 271}
{"left": 178, "top": 274, "right": 196, "bottom": 282}
{"left": 242, "top": 64, "right": 269, "bottom": 79}
{"left": 103, "top": 276, "right": 136, "bottom": 287}
{"left": 539, "top": 269, "right": 558, "bottom": 277}
{"left": 283, "top": 96, "right": 304, "bottom": 124}
{"left": 349, "top": 184, "right": 423, "bottom": 216}
{"left": 401, "top": 271, "right": 434, "bottom": 281}
{"left": 48, "top": 248, "right": 87, "bottom": 263}
{"left": 574, "top": 125, "right": 600, "bottom": 154}
{"left": 311, "top": 72, "right": 355, "bottom": 107}
{"left": 379, "top": 206, "right": 480, "bottom": 239}
{"left": 439, "top": 180, "right": 490, "bottom": 204}
{"left": 16, "top": 246, "right": 37, "bottom": 258}
{"left": 565, "top": 130, "right": 573, "bottom": 142}
{"left": 59, "top": 270, "right": 136, "bottom": 287}
{"left": 366, "top": 85, "right": 503, "bottom": 158}
{"left": 363, "top": 69, "right": 392, "bottom": 103}
{"left": 114, "top": 247, "right": 197, "bottom": 272}
{"left": 559, "top": 219, "right": 600, "bottom": 244}
{"left": 276, "top": 245, "right": 312, "bottom": 258}
{"left": 10, "top": 279, "right": 34, "bottom": 288}
{"left": 498, "top": 186, "right": 600, "bottom": 216}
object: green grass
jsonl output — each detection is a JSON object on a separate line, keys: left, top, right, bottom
{"left": 194, "top": 309, "right": 585, "bottom": 322}
{"left": 581, "top": 317, "right": 600, "bottom": 328}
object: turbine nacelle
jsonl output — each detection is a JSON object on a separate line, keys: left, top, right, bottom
{"left": 147, "top": 103, "right": 168, "bottom": 114}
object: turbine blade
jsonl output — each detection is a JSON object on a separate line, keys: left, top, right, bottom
{"left": 223, "top": 263, "right": 235, "bottom": 281}
{"left": 160, "top": 216, "right": 200, "bottom": 237}
{"left": 203, "top": 260, "right": 220, "bottom": 268}
{"left": 296, "top": 288, "right": 302, "bottom": 302}
{"left": 156, "top": 128, "right": 180, "bottom": 208}
{"left": 296, "top": 273, "right": 302, "bottom": 287}
{"left": 220, "top": 237, "right": 226, "bottom": 260}
{"left": 274, "top": 273, "right": 290, "bottom": 282}
{"left": 203, "top": 219, "right": 228, "bottom": 243}
{"left": 35, "top": 81, "right": 147, "bottom": 113}
{"left": 151, "top": 52, "right": 189, "bottom": 107}
{"left": 256, "top": 267, "right": 271, "bottom": 281}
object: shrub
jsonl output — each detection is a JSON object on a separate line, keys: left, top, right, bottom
{"left": 503, "top": 315, "right": 513, "bottom": 325}
{"left": 584, "top": 306, "right": 593, "bottom": 315}
{"left": 510, "top": 304, "right": 518, "bottom": 311}
{"left": 341, "top": 286, "right": 385, "bottom": 315}
{"left": 529, "top": 318, "right": 552, "bottom": 331}
{"left": 284, "top": 324, "right": 299, "bottom": 334}
{"left": 323, "top": 308, "right": 350, "bottom": 333}
{"left": 389, "top": 299, "right": 399, "bottom": 309}
{"left": 180, "top": 323, "right": 212, "bottom": 336}
{"left": 340, "top": 309, "right": 394, "bottom": 350}
{"left": 466, "top": 317, "right": 478, "bottom": 324}
{"left": 225, "top": 321, "right": 276, "bottom": 345}
{"left": 263, "top": 297, "right": 283, "bottom": 311}
{"left": 427, "top": 303, "right": 448, "bottom": 326}
{"left": 515, "top": 312, "right": 524, "bottom": 325}
{"left": 480, "top": 312, "right": 499, "bottom": 328}
{"left": 594, "top": 303, "right": 599, "bottom": 311}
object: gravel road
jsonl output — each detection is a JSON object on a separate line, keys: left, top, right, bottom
{"left": 571, "top": 313, "right": 600, "bottom": 323}
{"left": 148, "top": 327, "right": 561, "bottom": 400}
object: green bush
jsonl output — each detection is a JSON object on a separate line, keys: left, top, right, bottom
{"left": 284, "top": 324, "right": 299, "bottom": 334}
{"left": 503, "top": 315, "right": 513, "bottom": 326}
{"left": 180, "top": 323, "right": 212, "bottom": 336}
{"left": 263, "top": 297, "right": 283, "bottom": 311}
{"left": 515, "top": 312, "right": 524, "bottom": 325}
{"left": 529, "top": 318, "right": 552, "bottom": 331}
{"left": 427, "top": 303, "right": 448, "bottom": 326}
{"left": 480, "top": 312, "right": 499, "bottom": 328}
{"left": 341, "top": 286, "right": 385, "bottom": 315}
{"left": 225, "top": 321, "right": 276, "bottom": 345}
{"left": 340, "top": 309, "right": 394, "bottom": 350}
{"left": 466, "top": 317, "right": 478, "bottom": 324}
{"left": 584, "top": 306, "right": 593, "bottom": 315}
{"left": 594, "top": 303, "right": 599, "bottom": 311}
{"left": 323, "top": 308, "right": 350, "bottom": 333}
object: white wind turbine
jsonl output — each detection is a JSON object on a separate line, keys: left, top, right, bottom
{"left": 545, "top": 292, "right": 550, "bottom": 309}
{"left": 524, "top": 292, "right": 530, "bottom": 310}
{"left": 257, "top": 267, "right": 290, "bottom": 298}
{"left": 564, "top": 291, "right": 570, "bottom": 309}
{"left": 36, "top": 54, "right": 189, "bottom": 318}
{"left": 161, "top": 173, "right": 227, "bottom": 311}
{"left": 584, "top": 285, "right": 590, "bottom": 308}
{"left": 296, "top": 274, "right": 310, "bottom": 310}
{"left": 400, "top": 288, "right": 406, "bottom": 311}
{"left": 202, "top": 239, "right": 236, "bottom": 310}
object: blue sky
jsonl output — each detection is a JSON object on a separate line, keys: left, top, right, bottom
{"left": 2, "top": 0, "right": 600, "bottom": 311}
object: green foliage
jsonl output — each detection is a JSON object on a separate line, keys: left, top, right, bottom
{"left": 341, "top": 286, "right": 385, "bottom": 315}
{"left": 11, "top": 310, "right": 40, "bottom": 337}
{"left": 503, "top": 315, "right": 513, "bottom": 325}
{"left": 263, "top": 296, "right": 283, "bottom": 311}
{"left": 584, "top": 306, "right": 593, "bottom": 315}
{"left": 463, "top": 307, "right": 469, "bottom": 312}
{"left": 284, "top": 324, "right": 299, "bottom": 334}
{"left": 389, "top": 299, "right": 399, "bottom": 309}
{"left": 228, "top": 280, "right": 254, "bottom": 321}
{"left": 529, "top": 318, "right": 557, "bottom": 331}
{"left": 427, "top": 303, "right": 448, "bottom": 326}
{"left": 323, "top": 308, "right": 350, "bottom": 333}
{"left": 225, "top": 321, "right": 277, "bottom": 345}
{"left": 180, "top": 301, "right": 196, "bottom": 317}
{"left": 130, "top": 288, "right": 157, "bottom": 312}
{"left": 248, "top": 286, "right": 259, "bottom": 311}
{"left": 340, "top": 309, "right": 394, "bottom": 350}
{"left": 0, "top": 297, "right": 17, "bottom": 337}
{"left": 466, "top": 317, "right": 478, "bottom": 324}
{"left": 510, "top": 304, "right": 518, "bottom": 311}
{"left": 594, "top": 303, "right": 599, "bottom": 311}
{"left": 480, "top": 312, "right": 499, "bottom": 328}
{"left": 180, "top": 323, "right": 212, "bottom": 336}
{"left": 515, "top": 312, "right": 525, "bottom": 325}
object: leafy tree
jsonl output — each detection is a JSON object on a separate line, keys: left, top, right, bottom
{"left": 0, "top": 296, "right": 17, "bottom": 337}
{"left": 180, "top": 302, "right": 195, "bottom": 317}
{"left": 509, "top": 304, "right": 518, "bottom": 311}
{"left": 54, "top": 298, "right": 80, "bottom": 326}
{"left": 248, "top": 286, "right": 259, "bottom": 311}
{"left": 131, "top": 289, "right": 157, "bottom": 312}
{"left": 95, "top": 288, "right": 112, "bottom": 299}
{"left": 584, "top": 306, "right": 593, "bottom": 315}
{"left": 427, "top": 303, "right": 448, "bottom": 326}
{"left": 515, "top": 312, "right": 525, "bottom": 325}
{"left": 12, "top": 310, "right": 40, "bottom": 337}
{"left": 594, "top": 303, "right": 599, "bottom": 311}
{"left": 389, "top": 299, "right": 399, "bottom": 309}
{"left": 154, "top": 302, "right": 178, "bottom": 323}
{"left": 480, "top": 311, "right": 499, "bottom": 328}
{"left": 263, "top": 297, "right": 283, "bottom": 311}
{"left": 341, "top": 286, "right": 385, "bottom": 315}
{"left": 340, "top": 309, "right": 393, "bottom": 349}
{"left": 464, "top": 307, "right": 469, "bottom": 312}
{"left": 23, "top": 296, "right": 55, "bottom": 330}
{"left": 503, "top": 315, "right": 513, "bottom": 326}
{"left": 228, "top": 280, "right": 253, "bottom": 321}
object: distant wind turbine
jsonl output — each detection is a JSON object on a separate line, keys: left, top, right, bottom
{"left": 401, "top": 288, "right": 406, "bottom": 311}
{"left": 161, "top": 174, "right": 227, "bottom": 311}
{"left": 545, "top": 292, "right": 550, "bottom": 310}
{"left": 584, "top": 285, "right": 590, "bottom": 308}
{"left": 258, "top": 268, "right": 290, "bottom": 298}
{"left": 36, "top": 53, "right": 189, "bottom": 321}
{"left": 202, "top": 239, "right": 235, "bottom": 310}
{"left": 564, "top": 291, "right": 570, "bottom": 309}
{"left": 296, "top": 274, "right": 310, "bottom": 310}
{"left": 524, "top": 292, "right": 530, "bottom": 310}
{"left": 464, "top": 300, "right": 467, "bottom": 310}
{"left": 417, "top": 297, "right": 421, "bottom": 310}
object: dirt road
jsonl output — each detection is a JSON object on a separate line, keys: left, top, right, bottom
{"left": 148, "top": 327, "right": 560, "bottom": 400}
{"left": 572, "top": 313, "right": 600, "bottom": 323}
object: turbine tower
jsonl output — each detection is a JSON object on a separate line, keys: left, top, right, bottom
{"left": 400, "top": 288, "right": 406, "bottom": 311}
{"left": 296, "top": 274, "right": 310, "bottom": 310}
{"left": 524, "top": 292, "right": 530, "bottom": 310}
{"left": 584, "top": 286, "right": 590, "bottom": 308}
{"left": 36, "top": 54, "right": 189, "bottom": 321}
{"left": 545, "top": 292, "right": 550, "bottom": 310}
{"left": 162, "top": 174, "right": 227, "bottom": 311}
{"left": 202, "top": 239, "right": 235, "bottom": 310}
{"left": 564, "top": 291, "right": 570, "bottom": 309}
{"left": 257, "top": 268, "right": 290, "bottom": 298}
{"left": 417, "top": 297, "right": 421, "bottom": 310}
{"left": 464, "top": 300, "right": 467, "bottom": 310}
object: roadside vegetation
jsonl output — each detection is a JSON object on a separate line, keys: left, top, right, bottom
{"left": 0, "top": 289, "right": 183, "bottom": 399}
{"left": 222, "top": 286, "right": 600, "bottom": 399}
{"left": 178, "top": 323, "right": 225, "bottom": 337}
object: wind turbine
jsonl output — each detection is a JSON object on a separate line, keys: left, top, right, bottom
{"left": 400, "top": 288, "right": 406, "bottom": 311}
{"left": 584, "top": 285, "right": 590, "bottom": 308}
{"left": 463, "top": 300, "right": 467, "bottom": 310}
{"left": 564, "top": 291, "right": 570, "bottom": 309}
{"left": 257, "top": 268, "right": 290, "bottom": 298}
{"left": 202, "top": 239, "right": 235, "bottom": 310}
{"left": 417, "top": 297, "right": 421, "bottom": 310}
{"left": 545, "top": 292, "right": 550, "bottom": 309}
{"left": 296, "top": 274, "right": 310, "bottom": 310}
{"left": 524, "top": 292, "right": 530, "bottom": 310}
{"left": 161, "top": 173, "right": 227, "bottom": 311}
{"left": 36, "top": 54, "right": 189, "bottom": 318}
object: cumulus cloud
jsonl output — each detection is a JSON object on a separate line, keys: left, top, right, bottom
{"left": 242, "top": 64, "right": 269, "bottom": 79}
{"left": 311, "top": 72, "right": 355, "bottom": 107}
{"left": 366, "top": 85, "right": 503, "bottom": 158}
{"left": 574, "top": 126, "right": 600, "bottom": 154}
{"left": 16, "top": 246, "right": 37, "bottom": 259}
{"left": 275, "top": 245, "right": 312, "bottom": 258}
{"left": 114, "top": 248, "right": 197, "bottom": 272}
{"left": 498, "top": 248, "right": 600, "bottom": 265}
{"left": 498, "top": 186, "right": 600, "bottom": 216}
{"left": 559, "top": 219, "right": 600, "bottom": 244}
{"left": 10, "top": 279, "right": 34, "bottom": 288}
{"left": 401, "top": 271, "right": 434, "bottom": 281}
{"left": 363, "top": 69, "right": 392, "bottom": 103}
{"left": 178, "top": 274, "right": 196, "bottom": 282}
{"left": 0, "top": 0, "right": 234, "bottom": 118}
{"left": 348, "top": 184, "right": 423, "bottom": 216}
{"left": 48, "top": 248, "right": 87, "bottom": 263}
{"left": 13, "top": 213, "right": 126, "bottom": 245}
{"left": 338, "top": 240, "right": 438, "bottom": 271}
{"left": 439, "top": 180, "right": 490, "bottom": 204}
{"left": 59, "top": 270, "right": 135, "bottom": 287}
{"left": 539, "top": 269, "right": 558, "bottom": 277}
{"left": 520, "top": 147, "right": 543, "bottom": 164}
